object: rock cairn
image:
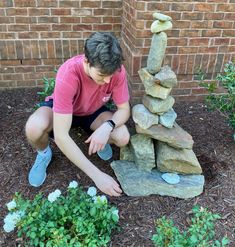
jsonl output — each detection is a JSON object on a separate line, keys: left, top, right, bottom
{"left": 111, "top": 13, "right": 205, "bottom": 199}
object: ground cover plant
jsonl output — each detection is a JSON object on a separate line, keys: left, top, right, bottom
{"left": 152, "top": 205, "right": 229, "bottom": 247}
{"left": 199, "top": 61, "right": 235, "bottom": 132}
{"left": 3, "top": 181, "right": 119, "bottom": 246}
{"left": 0, "top": 88, "right": 234, "bottom": 246}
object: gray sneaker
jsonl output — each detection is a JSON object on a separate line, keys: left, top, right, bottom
{"left": 97, "top": 144, "right": 113, "bottom": 161}
{"left": 28, "top": 147, "right": 52, "bottom": 187}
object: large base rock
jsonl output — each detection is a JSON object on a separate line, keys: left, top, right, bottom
{"left": 111, "top": 160, "right": 204, "bottom": 199}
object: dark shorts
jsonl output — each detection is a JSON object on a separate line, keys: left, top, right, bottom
{"left": 39, "top": 99, "right": 111, "bottom": 136}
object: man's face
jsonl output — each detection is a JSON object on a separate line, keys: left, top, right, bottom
{"left": 87, "top": 65, "right": 113, "bottom": 85}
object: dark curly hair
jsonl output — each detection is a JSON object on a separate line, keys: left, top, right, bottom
{"left": 84, "top": 32, "right": 124, "bottom": 75}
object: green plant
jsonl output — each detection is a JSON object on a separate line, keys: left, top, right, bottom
{"left": 35, "top": 75, "right": 56, "bottom": 109}
{"left": 152, "top": 205, "right": 229, "bottom": 247}
{"left": 3, "top": 182, "right": 119, "bottom": 247}
{"left": 199, "top": 61, "right": 235, "bottom": 129}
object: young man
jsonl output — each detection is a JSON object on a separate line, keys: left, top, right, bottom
{"left": 25, "top": 32, "right": 130, "bottom": 197}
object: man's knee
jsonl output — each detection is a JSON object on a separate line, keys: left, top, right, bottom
{"left": 111, "top": 125, "right": 130, "bottom": 147}
{"left": 25, "top": 115, "right": 49, "bottom": 141}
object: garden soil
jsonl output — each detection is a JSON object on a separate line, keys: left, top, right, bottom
{"left": 0, "top": 88, "right": 234, "bottom": 247}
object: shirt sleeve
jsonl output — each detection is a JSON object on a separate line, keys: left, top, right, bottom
{"left": 53, "top": 63, "right": 78, "bottom": 114}
{"left": 111, "top": 65, "right": 130, "bottom": 105}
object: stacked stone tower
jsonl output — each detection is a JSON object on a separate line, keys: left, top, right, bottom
{"left": 111, "top": 13, "right": 205, "bottom": 199}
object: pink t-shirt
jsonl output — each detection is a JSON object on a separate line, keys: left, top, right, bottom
{"left": 46, "top": 54, "right": 129, "bottom": 116}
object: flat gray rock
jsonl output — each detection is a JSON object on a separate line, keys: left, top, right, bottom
{"left": 130, "top": 134, "right": 155, "bottom": 171}
{"left": 132, "top": 104, "right": 159, "bottom": 129}
{"left": 142, "top": 94, "right": 175, "bottom": 114}
{"left": 151, "top": 20, "right": 172, "bottom": 34}
{"left": 147, "top": 32, "right": 167, "bottom": 74}
{"left": 153, "top": 12, "right": 172, "bottom": 22}
{"left": 156, "top": 142, "right": 202, "bottom": 174}
{"left": 111, "top": 160, "right": 205, "bottom": 199}
{"left": 155, "top": 65, "right": 177, "bottom": 88}
{"left": 159, "top": 108, "right": 177, "bottom": 128}
{"left": 136, "top": 122, "right": 194, "bottom": 149}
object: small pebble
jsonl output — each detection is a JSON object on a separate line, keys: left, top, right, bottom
{"left": 162, "top": 173, "right": 180, "bottom": 185}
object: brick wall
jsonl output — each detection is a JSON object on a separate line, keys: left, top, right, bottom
{"left": 0, "top": 0, "right": 234, "bottom": 102}
{"left": 122, "top": 0, "right": 235, "bottom": 102}
{"left": 0, "top": 0, "right": 122, "bottom": 88}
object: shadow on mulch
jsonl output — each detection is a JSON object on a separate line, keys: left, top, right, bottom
{"left": 0, "top": 88, "right": 234, "bottom": 247}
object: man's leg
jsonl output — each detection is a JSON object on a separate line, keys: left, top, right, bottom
{"left": 90, "top": 111, "right": 130, "bottom": 147}
{"left": 25, "top": 107, "right": 53, "bottom": 187}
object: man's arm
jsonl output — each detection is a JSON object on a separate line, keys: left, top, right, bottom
{"left": 111, "top": 101, "right": 130, "bottom": 127}
{"left": 85, "top": 101, "right": 130, "bottom": 155}
{"left": 53, "top": 112, "right": 122, "bottom": 196}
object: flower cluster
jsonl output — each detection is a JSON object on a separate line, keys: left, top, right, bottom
{"left": 3, "top": 181, "right": 119, "bottom": 247}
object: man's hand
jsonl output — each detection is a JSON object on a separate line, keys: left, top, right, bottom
{"left": 85, "top": 122, "right": 112, "bottom": 155}
{"left": 93, "top": 171, "right": 122, "bottom": 197}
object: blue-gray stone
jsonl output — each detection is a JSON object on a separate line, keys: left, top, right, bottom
{"left": 159, "top": 108, "right": 177, "bottom": 128}
{"left": 161, "top": 173, "right": 180, "bottom": 184}
{"left": 111, "top": 160, "right": 205, "bottom": 199}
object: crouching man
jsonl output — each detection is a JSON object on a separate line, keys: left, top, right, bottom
{"left": 25, "top": 32, "right": 130, "bottom": 197}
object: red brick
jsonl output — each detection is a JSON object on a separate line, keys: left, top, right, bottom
{"left": 94, "top": 9, "right": 112, "bottom": 16}
{"left": 6, "top": 41, "right": 16, "bottom": 59}
{"left": 147, "top": 2, "right": 170, "bottom": 11}
{"left": 14, "top": 0, "right": 36, "bottom": 7}
{"left": 52, "top": 24, "right": 72, "bottom": 31}
{"left": 15, "top": 17, "right": 37, "bottom": 23}
{"left": 182, "top": 12, "right": 204, "bottom": 20}
{"left": 102, "top": 1, "right": 122, "bottom": 8}
{"left": 15, "top": 66, "right": 35, "bottom": 73}
{"left": 38, "top": 17, "right": 59, "bottom": 23}
{"left": 172, "top": 3, "right": 194, "bottom": 11}
{"left": 222, "top": 29, "right": 235, "bottom": 37}
{"left": 202, "top": 29, "right": 222, "bottom": 37}
{"left": 30, "top": 24, "right": 51, "bottom": 31}
{"left": 40, "top": 32, "right": 60, "bottom": 39}
{"left": 204, "top": 13, "right": 224, "bottom": 20}
{"left": 194, "top": 3, "right": 215, "bottom": 12}
{"left": 213, "top": 21, "right": 233, "bottom": 29}
{"left": 28, "top": 8, "right": 50, "bottom": 15}
{"left": 191, "top": 21, "right": 213, "bottom": 29}
{"left": 59, "top": 1, "right": 80, "bottom": 8}
{"left": 93, "top": 24, "right": 113, "bottom": 31}
{"left": 0, "top": 17, "right": 14, "bottom": 23}
{"left": 73, "top": 24, "right": 92, "bottom": 31}
{"left": 189, "top": 38, "right": 209, "bottom": 46}
{"left": 180, "top": 30, "right": 201, "bottom": 37}
{"left": 0, "top": 0, "right": 13, "bottom": 7}
{"left": 214, "top": 38, "right": 230, "bottom": 45}
{"left": 178, "top": 47, "right": 198, "bottom": 54}
{"left": 18, "top": 32, "right": 39, "bottom": 39}
{"left": 81, "top": 1, "right": 101, "bottom": 8}
{"left": 8, "top": 24, "right": 29, "bottom": 31}
{"left": 62, "top": 32, "right": 82, "bottom": 38}
{"left": 217, "top": 4, "right": 235, "bottom": 12}
{"left": 0, "top": 33, "right": 16, "bottom": 39}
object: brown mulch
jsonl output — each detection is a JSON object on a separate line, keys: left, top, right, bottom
{"left": 0, "top": 88, "right": 234, "bottom": 247}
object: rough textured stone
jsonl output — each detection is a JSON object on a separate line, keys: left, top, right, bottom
{"left": 155, "top": 65, "right": 177, "bottom": 88}
{"left": 120, "top": 144, "right": 134, "bottom": 162}
{"left": 111, "top": 160, "right": 205, "bottom": 199}
{"left": 132, "top": 104, "right": 159, "bottom": 129}
{"left": 147, "top": 32, "right": 167, "bottom": 74}
{"left": 153, "top": 12, "right": 172, "bottom": 22}
{"left": 142, "top": 94, "right": 175, "bottom": 114}
{"left": 144, "top": 83, "right": 172, "bottom": 99}
{"left": 151, "top": 20, "right": 173, "bottom": 33}
{"left": 136, "top": 122, "right": 194, "bottom": 149}
{"left": 156, "top": 142, "right": 202, "bottom": 174}
{"left": 130, "top": 134, "right": 155, "bottom": 171}
{"left": 138, "top": 67, "right": 160, "bottom": 87}
{"left": 159, "top": 108, "right": 177, "bottom": 128}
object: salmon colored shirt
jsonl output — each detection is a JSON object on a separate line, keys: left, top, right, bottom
{"left": 46, "top": 54, "right": 129, "bottom": 116}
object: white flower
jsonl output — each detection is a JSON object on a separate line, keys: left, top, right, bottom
{"left": 3, "top": 222, "right": 15, "bottom": 233}
{"left": 6, "top": 200, "right": 17, "bottom": 211}
{"left": 87, "top": 187, "right": 97, "bottom": 197}
{"left": 48, "top": 189, "right": 61, "bottom": 203}
{"left": 3, "top": 210, "right": 24, "bottom": 232}
{"left": 68, "top": 181, "right": 78, "bottom": 189}
{"left": 112, "top": 209, "right": 119, "bottom": 219}
{"left": 99, "top": 195, "right": 108, "bottom": 203}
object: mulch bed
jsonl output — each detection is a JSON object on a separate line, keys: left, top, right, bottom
{"left": 0, "top": 88, "right": 234, "bottom": 247}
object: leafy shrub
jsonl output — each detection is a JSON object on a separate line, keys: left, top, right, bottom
{"left": 199, "top": 61, "right": 235, "bottom": 130}
{"left": 152, "top": 205, "right": 229, "bottom": 247}
{"left": 3, "top": 181, "right": 119, "bottom": 247}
